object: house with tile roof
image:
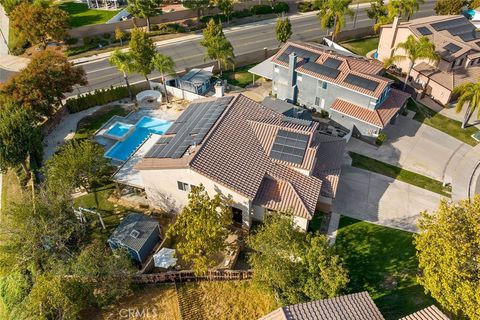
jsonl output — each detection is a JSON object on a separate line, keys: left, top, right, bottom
{"left": 378, "top": 15, "right": 480, "bottom": 105}
{"left": 250, "top": 41, "right": 410, "bottom": 141}
{"left": 134, "top": 94, "right": 346, "bottom": 231}
{"left": 259, "top": 292, "right": 385, "bottom": 320}
{"left": 259, "top": 292, "right": 450, "bottom": 320}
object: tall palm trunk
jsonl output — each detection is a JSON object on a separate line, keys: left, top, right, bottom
{"left": 462, "top": 104, "right": 472, "bottom": 129}
{"left": 123, "top": 71, "right": 132, "bottom": 101}
{"left": 218, "top": 60, "right": 223, "bottom": 76}
{"left": 162, "top": 74, "right": 170, "bottom": 103}
{"left": 144, "top": 74, "right": 150, "bottom": 88}
{"left": 403, "top": 60, "right": 414, "bottom": 91}
{"left": 146, "top": 17, "right": 151, "bottom": 32}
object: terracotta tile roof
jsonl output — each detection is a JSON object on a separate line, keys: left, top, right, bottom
{"left": 400, "top": 306, "right": 450, "bottom": 320}
{"left": 330, "top": 89, "right": 409, "bottom": 128}
{"left": 414, "top": 61, "right": 480, "bottom": 91}
{"left": 259, "top": 292, "right": 385, "bottom": 320}
{"left": 253, "top": 175, "right": 311, "bottom": 219}
{"left": 311, "top": 134, "right": 346, "bottom": 198}
{"left": 189, "top": 94, "right": 327, "bottom": 219}
{"left": 271, "top": 41, "right": 390, "bottom": 98}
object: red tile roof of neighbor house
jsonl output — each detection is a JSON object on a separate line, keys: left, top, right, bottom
{"left": 138, "top": 94, "right": 346, "bottom": 220}
{"left": 400, "top": 306, "right": 450, "bottom": 320}
{"left": 271, "top": 41, "right": 391, "bottom": 99}
{"left": 330, "top": 89, "right": 410, "bottom": 128}
{"left": 259, "top": 292, "right": 385, "bottom": 320}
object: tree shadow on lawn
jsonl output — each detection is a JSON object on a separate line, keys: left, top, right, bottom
{"left": 334, "top": 217, "right": 437, "bottom": 319}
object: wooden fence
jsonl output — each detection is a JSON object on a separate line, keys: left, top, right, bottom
{"left": 133, "top": 269, "right": 253, "bottom": 284}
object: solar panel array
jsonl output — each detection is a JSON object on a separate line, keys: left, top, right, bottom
{"left": 417, "top": 26, "right": 432, "bottom": 36}
{"left": 430, "top": 17, "right": 480, "bottom": 42}
{"left": 344, "top": 74, "right": 379, "bottom": 91}
{"left": 270, "top": 130, "right": 309, "bottom": 165}
{"left": 145, "top": 96, "right": 232, "bottom": 159}
{"left": 444, "top": 43, "right": 462, "bottom": 54}
{"left": 431, "top": 18, "right": 467, "bottom": 31}
{"left": 323, "top": 57, "right": 343, "bottom": 69}
{"left": 302, "top": 62, "right": 340, "bottom": 79}
{"left": 277, "top": 46, "right": 321, "bottom": 64}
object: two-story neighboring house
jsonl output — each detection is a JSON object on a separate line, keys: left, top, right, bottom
{"left": 133, "top": 94, "right": 346, "bottom": 231}
{"left": 378, "top": 15, "right": 480, "bottom": 105}
{"left": 252, "top": 41, "right": 410, "bottom": 141}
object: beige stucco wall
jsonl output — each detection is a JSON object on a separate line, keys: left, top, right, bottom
{"left": 410, "top": 69, "right": 452, "bottom": 105}
{"left": 378, "top": 26, "right": 438, "bottom": 73}
{"left": 140, "top": 168, "right": 253, "bottom": 228}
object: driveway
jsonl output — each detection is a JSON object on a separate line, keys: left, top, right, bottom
{"left": 347, "top": 115, "right": 470, "bottom": 182}
{"left": 333, "top": 166, "right": 444, "bottom": 232}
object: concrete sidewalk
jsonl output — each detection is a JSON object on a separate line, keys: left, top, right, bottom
{"left": 0, "top": 55, "right": 29, "bottom": 72}
{"left": 333, "top": 166, "right": 444, "bottom": 232}
{"left": 449, "top": 144, "right": 480, "bottom": 201}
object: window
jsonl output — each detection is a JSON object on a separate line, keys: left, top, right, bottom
{"left": 297, "top": 75, "right": 302, "bottom": 82}
{"left": 315, "top": 97, "right": 320, "bottom": 106}
{"left": 322, "top": 82, "right": 328, "bottom": 89}
{"left": 274, "top": 65, "right": 279, "bottom": 73}
{"left": 177, "top": 181, "right": 189, "bottom": 191}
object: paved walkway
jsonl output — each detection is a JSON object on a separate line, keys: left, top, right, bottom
{"left": 346, "top": 115, "right": 469, "bottom": 182}
{"left": 333, "top": 166, "right": 444, "bottom": 232}
{"left": 42, "top": 105, "right": 104, "bottom": 161}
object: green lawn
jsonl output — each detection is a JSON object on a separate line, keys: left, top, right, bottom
{"left": 407, "top": 99, "right": 479, "bottom": 146}
{"left": 221, "top": 64, "right": 257, "bottom": 88}
{"left": 74, "top": 184, "right": 130, "bottom": 242}
{"left": 340, "top": 36, "right": 379, "bottom": 56}
{"left": 57, "top": 1, "right": 120, "bottom": 28}
{"left": 335, "top": 217, "right": 438, "bottom": 319}
{"left": 75, "top": 105, "right": 130, "bottom": 140}
{"left": 349, "top": 152, "right": 451, "bottom": 197}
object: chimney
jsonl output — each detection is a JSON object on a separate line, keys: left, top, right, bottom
{"left": 389, "top": 15, "right": 401, "bottom": 55}
{"left": 288, "top": 52, "right": 298, "bottom": 103}
{"left": 214, "top": 80, "right": 224, "bottom": 97}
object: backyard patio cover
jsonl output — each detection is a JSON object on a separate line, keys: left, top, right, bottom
{"left": 249, "top": 56, "right": 274, "bottom": 80}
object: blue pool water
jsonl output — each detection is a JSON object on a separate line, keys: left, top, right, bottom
{"left": 105, "top": 116, "right": 172, "bottom": 161}
{"left": 106, "top": 122, "right": 133, "bottom": 138}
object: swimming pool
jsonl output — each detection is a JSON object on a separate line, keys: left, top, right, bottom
{"left": 105, "top": 116, "right": 172, "bottom": 161}
{"left": 105, "top": 122, "right": 134, "bottom": 140}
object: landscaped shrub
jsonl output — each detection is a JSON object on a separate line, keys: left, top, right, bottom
{"left": 102, "top": 32, "right": 111, "bottom": 39}
{"left": 273, "top": 2, "right": 290, "bottom": 13}
{"left": 232, "top": 9, "right": 252, "bottom": 19}
{"left": 147, "top": 23, "right": 187, "bottom": 36}
{"left": 375, "top": 132, "right": 387, "bottom": 146}
{"left": 64, "top": 36, "right": 78, "bottom": 45}
{"left": 298, "top": 1, "right": 319, "bottom": 12}
{"left": 83, "top": 36, "right": 101, "bottom": 46}
{"left": 65, "top": 86, "right": 141, "bottom": 113}
{"left": 200, "top": 14, "right": 228, "bottom": 24}
{"left": 250, "top": 4, "right": 274, "bottom": 15}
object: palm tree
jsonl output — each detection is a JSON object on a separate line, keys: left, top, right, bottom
{"left": 402, "top": 0, "right": 424, "bottom": 21}
{"left": 452, "top": 81, "right": 480, "bottom": 129}
{"left": 315, "top": 0, "right": 354, "bottom": 41}
{"left": 384, "top": 35, "right": 439, "bottom": 91}
{"left": 109, "top": 49, "right": 134, "bottom": 101}
{"left": 152, "top": 53, "right": 176, "bottom": 103}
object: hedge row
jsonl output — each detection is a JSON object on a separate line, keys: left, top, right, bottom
{"left": 200, "top": 2, "right": 290, "bottom": 23}
{"left": 66, "top": 86, "right": 139, "bottom": 113}
{"left": 297, "top": 1, "right": 319, "bottom": 12}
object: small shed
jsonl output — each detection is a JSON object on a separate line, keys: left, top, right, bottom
{"left": 108, "top": 213, "right": 161, "bottom": 263}
{"left": 177, "top": 68, "right": 213, "bottom": 95}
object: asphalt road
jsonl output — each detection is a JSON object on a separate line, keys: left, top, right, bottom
{"left": 75, "top": 0, "right": 435, "bottom": 94}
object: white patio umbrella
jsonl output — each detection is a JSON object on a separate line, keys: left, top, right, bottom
{"left": 153, "top": 248, "right": 177, "bottom": 269}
